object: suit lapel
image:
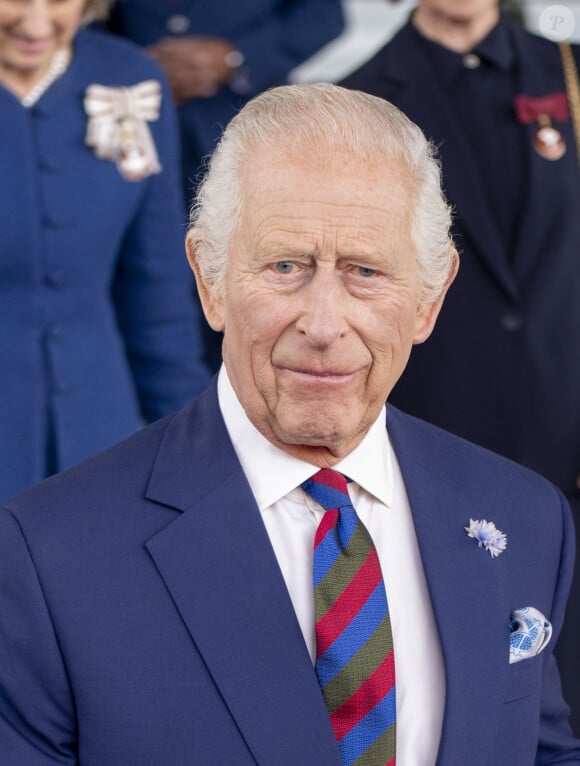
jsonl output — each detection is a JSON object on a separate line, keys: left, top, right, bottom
{"left": 144, "top": 385, "right": 342, "bottom": 766}
{"left": 373, "top": 25, "right": 519, "bottom": 300}
{"left": 387, "top": 406, "right": 510, "bottom": 765}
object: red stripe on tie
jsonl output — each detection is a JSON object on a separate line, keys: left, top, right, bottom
{"left": 313, "top": 469, "right": 348, "bottom": 492}
{"left": 386, "top": 758, "right": 396, "bottom": 766}
{"left": 330, "top": 651, "right": 396, "bottom": 741}
{"left": 314, "top": 508, "right": 339, "bottom": 549}
{"left": 316, "top": 548, "right": 382, "bottom": 658}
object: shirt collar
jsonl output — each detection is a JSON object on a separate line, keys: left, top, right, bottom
{"left": 411, "top": 15, "right": 515, "bottom": 86}
{"left": 217, "top": 366, "right": 393, "bottom": 511}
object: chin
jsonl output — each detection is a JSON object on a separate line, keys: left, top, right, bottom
{"left": 272, "top": 411, "right": 358, "bottom": 450}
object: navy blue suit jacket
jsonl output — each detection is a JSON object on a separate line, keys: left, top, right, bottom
{"left": 1, "top": 382, "right": 579, "bottom": 764}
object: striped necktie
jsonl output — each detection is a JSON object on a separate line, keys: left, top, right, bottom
{"left": 301, "top": 468, "right": 396, "bottom": 766}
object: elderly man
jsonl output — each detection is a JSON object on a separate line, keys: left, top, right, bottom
{"left": 0, "top": 84, "right": 579, "bottom": 765}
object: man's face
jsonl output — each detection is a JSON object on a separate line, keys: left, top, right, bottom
{"left": 192, "top": 150, "right": 454, "bottom": 465}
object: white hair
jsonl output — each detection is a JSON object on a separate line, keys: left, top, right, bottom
{"left": 188, "top": 83, "right": 455, "bottom": 303}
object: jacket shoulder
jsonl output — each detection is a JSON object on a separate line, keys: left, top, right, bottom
{"left": 75, "top": 27, "right": 168, "bottom": 83}
{"left": 511, "top": 21, "right": 580, "bottom": 75}
{"left": 339, "top": 22, "right": 409, "bottom": 90}
{"left": 1, "top": 412, "right": 173, "bottom": 529}
{"left": 387, "top": 404, "right": 566, "bottom": 514}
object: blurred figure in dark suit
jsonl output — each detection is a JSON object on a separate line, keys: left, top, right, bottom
{"left": 106, "top": 0, "right": 344, "bottom": 199}
{"left": 341, "top": 0, "right": 580, "bottom": 735}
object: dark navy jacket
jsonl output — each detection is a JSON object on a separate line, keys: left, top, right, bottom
{"left": 0, "top": 29, "right": 210, "bottom": 501}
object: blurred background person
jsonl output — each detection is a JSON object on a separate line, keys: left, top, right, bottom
{"left": 341, "top": 0, "right": 580, "bottom": 736}
{"left": 102, "top": 0, "right": 345, "bottom": 371}
{"left": 104, "top": 0, "right": 345, "bottom": 201}
{"left": 0, "top": 0, "right": 210, "bottom": 502}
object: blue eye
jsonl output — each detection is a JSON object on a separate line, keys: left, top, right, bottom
{"left": 274, "top": 261, "right": 294, "bottom": 274}
{"left": 357, "top": 266, "right": 376, "bottom": 277}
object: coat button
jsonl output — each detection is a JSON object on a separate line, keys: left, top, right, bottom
{"left": 44, "top": 271, "right": 63, "bottom": 287}
{"left": 463, "top": 53, "right": 481, "bottom": 69}
{"left": 42, "top": 215, "right": 61, "bottom": 229}
{"left": 166, "top": 14, "right": 190, "bottom": 33}
{"left": 38, "top": 157, "right": 57, "bottom": 172}
{"left": 501, "top": 310, "right": 523, "bottom": 331}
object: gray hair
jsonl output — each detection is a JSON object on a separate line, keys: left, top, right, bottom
{"left": 188, "top": 83, "right": 455, "bottom": 303}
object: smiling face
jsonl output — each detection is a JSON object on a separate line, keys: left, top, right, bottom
{"left": 0, "top": 0, "right": 84, "bottom": 95}
{"left": 190, "top": 149, "right": 456, "bottom": 466}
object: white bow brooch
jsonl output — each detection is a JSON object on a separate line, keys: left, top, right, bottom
{"left": 84, "top": 80, "right": 162, "bottom": 181}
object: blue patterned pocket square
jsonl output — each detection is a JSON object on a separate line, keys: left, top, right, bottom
{"left": 509, "top": 607, "right": 552, "bottom": 664}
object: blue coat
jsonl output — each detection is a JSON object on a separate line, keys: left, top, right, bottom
{"left": 107, "top": 0, "right": 345, "bottom": 195}
{"left": 0, "top": 382, "right": 579, "bottom": 764}
{"left": 0, "top": 28, "right": 210, "bottom": 501}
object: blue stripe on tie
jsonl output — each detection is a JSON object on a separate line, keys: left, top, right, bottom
{"left": 313, "top": 509, "right": 359, "bottom": 588}
{"left": 316, "top": 582, "right": 388, "bottom": 686}
{"left": 339, "top": 686, "right": 397, "bottom": 766}
{"left": 335, "top": 504, "right": 359, "bottom": 550}
{"left": 303, "top": 481, "right": 350, "bottom": 511}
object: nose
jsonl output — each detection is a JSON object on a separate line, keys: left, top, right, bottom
{"left": 295, "top": 268, "right": 348, "bottom": 348}
{"left": 21, "top": 0, "right": 53, "bottom": 37}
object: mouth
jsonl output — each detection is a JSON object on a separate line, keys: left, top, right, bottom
{"left": 11, "top": 36, "right": 54, "bottom": 55}
{"left": 275, "top": 366, "right": 367, "bottom": 385}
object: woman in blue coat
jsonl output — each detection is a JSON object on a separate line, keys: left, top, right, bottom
{"left": 0, "top": 0, "right": 210, "bottom": 501}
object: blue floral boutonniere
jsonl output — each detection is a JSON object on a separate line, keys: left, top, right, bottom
{"left": 465, "top": 518, "right": 507, "bottom": 558}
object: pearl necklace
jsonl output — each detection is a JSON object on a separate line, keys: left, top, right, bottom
{"left": 21, "top": 48, "right": 71, "bottom": 108}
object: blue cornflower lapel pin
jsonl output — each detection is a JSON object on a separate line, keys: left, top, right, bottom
{"left": 465, "top": 518, "right": 507, "bottom": 558}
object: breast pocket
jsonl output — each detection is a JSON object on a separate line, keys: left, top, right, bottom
{"left": 503, "top": 655, "right": 543, "bottom": 703}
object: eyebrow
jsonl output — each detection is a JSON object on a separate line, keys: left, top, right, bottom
{"left": 253, "top": 242, "right": 317, "bottom": 261}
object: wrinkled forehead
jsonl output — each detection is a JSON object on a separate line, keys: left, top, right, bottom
{"left": 236, "top": 143, "right": 417, "bottom": 217}
{"left": 229, "top": 146, "right": 417, "bottom": 265}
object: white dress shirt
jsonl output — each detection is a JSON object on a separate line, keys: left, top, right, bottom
{"left": 218, "top": 367, "right": 445, "bottom": 765}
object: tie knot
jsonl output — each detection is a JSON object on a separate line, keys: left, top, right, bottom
{"left": 301, "top": 468, "right": 351, "bottom": 511}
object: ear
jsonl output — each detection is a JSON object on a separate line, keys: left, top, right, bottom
{"left": 413, "top": 248, "right": 459, "bottom": 344}
{"left": 185, "top": 233, "right": 225, "bottom": 332}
